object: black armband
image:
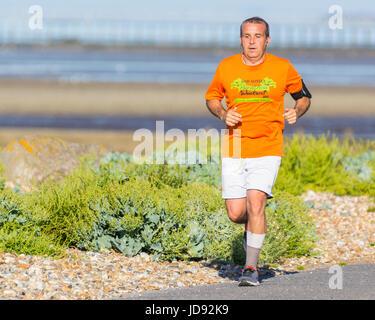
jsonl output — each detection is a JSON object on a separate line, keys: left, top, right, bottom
{"left": 290, "top": 79, "right": 312, "bottom": 100}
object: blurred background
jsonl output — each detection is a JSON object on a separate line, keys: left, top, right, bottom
{"left": 0, "top": 0, "right": 374, "bottom": 152}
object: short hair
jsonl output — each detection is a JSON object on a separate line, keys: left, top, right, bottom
{"left": 240, "top": 17, "right": 270, "bottom": 37}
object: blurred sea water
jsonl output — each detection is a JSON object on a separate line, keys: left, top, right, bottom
{"left": 0, "top": 47, "right": 374, "bottom": 86}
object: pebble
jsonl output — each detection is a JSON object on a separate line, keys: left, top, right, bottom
{"left": 281, "top": 191, "right": 375, "bottom": 271}
{"left": 0, "top": 191, "right": 374, "bottom": 299}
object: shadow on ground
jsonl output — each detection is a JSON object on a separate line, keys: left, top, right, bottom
{"left": 199, "top": 233, "right": 298, "bottom": 283}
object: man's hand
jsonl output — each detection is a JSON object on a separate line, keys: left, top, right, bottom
{"left": 283, "top": 108, "right": 297, "bottom": 125}
{"left": 284, "top": 96, "right": 311, "bottom": 125}
{"left": 223, "top": 107, "right": 242, "bottom": 127}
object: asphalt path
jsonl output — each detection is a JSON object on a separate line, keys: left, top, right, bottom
{"left": 124, "top": 264, "right": 375, "bottom": 300}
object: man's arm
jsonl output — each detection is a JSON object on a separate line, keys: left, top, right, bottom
{"left": 206, "top": 99, "right": 226, "bottom": 122}
{"left": 206, "top": 99, "right": 242, "bottom": 127}
{"left": 283, "top": 96, "right": 311, "bottom": 125}
{"left": 295, "top": 96, "right": 311, "bottom": 118}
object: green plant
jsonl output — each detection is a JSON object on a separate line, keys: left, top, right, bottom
{"left": 0, "top": 190, "right": 65, "bottom": 257}
{"left": 297, "top": 266, "right": 305, "bottom": 270}
{"left": 259, "top": 191, "right": 317, "bottom": 264}
{"left": 276, "top": 134, "right": 375, "bottom": 196}
{"left": 2, "top": 133, "right": 374, "bottom": 264}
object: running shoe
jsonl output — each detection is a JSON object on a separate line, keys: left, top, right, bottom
{"left": 239, "top": 265, "right": 260, "bottom": 286}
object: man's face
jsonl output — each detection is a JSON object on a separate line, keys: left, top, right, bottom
{"left": 240, "top": 22, "right": 270, "bottom": 60}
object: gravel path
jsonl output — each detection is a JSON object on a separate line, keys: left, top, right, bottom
{"left": 0, "top": 191, "right": 374, "bottom": 300}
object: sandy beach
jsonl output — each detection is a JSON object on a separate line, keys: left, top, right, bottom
{"left": 0, "top": 79, "right": 374, "bottom": 117}
{"left": 0, "top": 79, "right": 373, "bottom": 153}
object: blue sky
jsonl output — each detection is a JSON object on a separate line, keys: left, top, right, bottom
{"left": 1, "top": 0, "right": 374, "bottom": 24}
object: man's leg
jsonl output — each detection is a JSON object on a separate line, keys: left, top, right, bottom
{"left": 225, "top": 198, "right": 247, "bottom": 224}
{"left": 224, "top": 198, "right": 249, "bottom": 258}
{"left": 238, "top": 156, "right": 280, "bottom": 286}
{"left": 245, "top": 189, "right": 267, "bottom": 269}
{"left": 237, "top": 189, "right": 267, "bottom": 286}
{"left": 224, "top": 192, "right": 267, "bottom": 287}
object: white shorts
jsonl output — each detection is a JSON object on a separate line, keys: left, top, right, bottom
{"left": 221, "top": 156, "right": 281, "bottom": 199}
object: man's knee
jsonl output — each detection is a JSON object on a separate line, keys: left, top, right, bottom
{"left": 247, "top": 202, "right": 265, "bottom": 217}
{"left": 227, "top": 209, "right": 247, "bottom": 223}
{"left": 225, "top": 200, "right": 247, "bottom": 223}
{"left": 247, "top": 192, "right": 267, "bottom": 217}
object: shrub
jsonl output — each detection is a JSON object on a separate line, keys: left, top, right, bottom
{"left": 0, "top": 190, "right": 65, "bottom": 257}
{"left": 276, "top": 134, "right": 375, "bottom": 196}
{"left": 260, "top": 191, "right": 317, "bottom": 263}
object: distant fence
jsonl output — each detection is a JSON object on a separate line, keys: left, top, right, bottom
{"left": 1, "top": 19, "right": 374, "bottom": 49}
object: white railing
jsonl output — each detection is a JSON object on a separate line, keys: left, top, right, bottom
{"left": 0, "top": 19, "right": 374, "bottom": 49}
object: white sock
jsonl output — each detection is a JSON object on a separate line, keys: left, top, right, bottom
{"left": 246, "top": 232, "right": 266, "bottom": 268}
{"left": 247, "top": 232, "right": 265, "bottom": 249}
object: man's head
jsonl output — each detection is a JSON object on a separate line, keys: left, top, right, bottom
{"left": 240, "top": 17, "right": 270, "bottom": 62}
{"left": 240, "top": 17, "right": 270, "bottom": 38}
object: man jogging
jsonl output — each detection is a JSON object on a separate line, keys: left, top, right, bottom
{"left": 205, "top": 17, "right": 311, "bottom": 286}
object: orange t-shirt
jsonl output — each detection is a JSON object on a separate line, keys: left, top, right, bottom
{"left": 205, "top": 53, "right": 302, "bottom": 158}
